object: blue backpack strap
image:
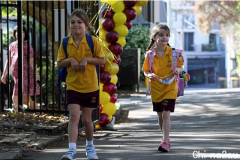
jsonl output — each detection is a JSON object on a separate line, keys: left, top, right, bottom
{"left": 58, "top": 36, "right": 69, "bottom": 104}
{"left": 62, "top": 36, "right": 69, "bottom": 58}
{"left": 85, "top": 34, "right": 100, "bottom": 85}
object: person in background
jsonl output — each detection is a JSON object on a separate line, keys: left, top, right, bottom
{"left": 1, "top": 25, "right": 40, "bottom": 113}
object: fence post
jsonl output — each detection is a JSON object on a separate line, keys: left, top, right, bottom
{"left": 17, "top": 1, "right": 23, "bottom": 108}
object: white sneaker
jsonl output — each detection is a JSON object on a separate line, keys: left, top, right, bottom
{"left": 86, "top": 145, "right": 98, "bottom": 160}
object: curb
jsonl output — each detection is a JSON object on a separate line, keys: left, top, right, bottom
{"left": 32, "top": 134, "right": 68, "bottom": 150}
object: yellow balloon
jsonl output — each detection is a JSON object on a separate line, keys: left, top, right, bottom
{"left": 107, "top": 1, "right": 118, "bottom": 5}
{"left": 117, "top": 37, "right": 126, "bottom": 47}
{"left": 113, "top": 12, "right": 127, "bottom": 25}
{"left": 104, "top": 51, "right": 114, "bottom": 62}
{"left": 102, "top": 102, "right": 116, "bottom": 116}
{"left": 108, "top": 115, "right": 113, "bottom": 122}
{"left": 95, "top": 124, "right": 101, "bottom": 129}
{"left": 104, "top": 62, "right": 119, "bottom": 75}
{"left": 136, "top": 0, "right": 148, "bottom": 6}
{"left": 100, "top": 39, "right": 109, "bottom": 52}
{"left": 100, "top": 91, "right": 110, "bottom": 105}
{"left": 110, "top": 75, "right": 118, "bottom": 84}
{"left": 99, "top": 83, "right": 104, "bottom": 92}
{"left": 99, "top": 27, "right": 107, "bottom": 40}
{"left": 99, "top": 19, "right": 103, "bottom": 27}
{"left": 112, "top": 1, "right": 125, "bottom": 12}
{"left": 114, "top": 25, "right": 128, "bottom": 37}
{"left": 132, "top": 5, "right": 142, "bottom": 15}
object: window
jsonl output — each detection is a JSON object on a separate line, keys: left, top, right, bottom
{"left": 160, "top": 1, "right": 167, "bottom": 23}
{"left": 172, "top": 11, "right": 177, "bottom": 21}
{"left": 183, "top": 14, "right": 195, "bottom": 29}
{"left": 184, "top": 32, "right": 194, "bottom": 51}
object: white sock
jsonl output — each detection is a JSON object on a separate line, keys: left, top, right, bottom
{"left": 86, "top": 140, "right": 93, "bottom": 146}
{"left": 69, "top": 142, "right": 76, "bottom": 151}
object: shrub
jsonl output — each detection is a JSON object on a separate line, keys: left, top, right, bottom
{"left": 124, "top": 24, "right": 150, "bottom": 82}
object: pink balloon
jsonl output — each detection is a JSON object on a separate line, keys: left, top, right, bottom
{"left": 103, "top": 83, "right": 117, "bottom": 96}
{"left": 123, "top": 8, "right": 136, "bottom": 21}
{"left": 110, "top": 94, "right": 117, "bottom": 103}
{"left": 123, "top": 1, "right": 137, "bottom": 8}
{"left": 101, "top": 8, "right": 115, "bottom": 19}
{"left": 113, "top": 55, "right": 121, "bottom": 64}
{"left": 124, "top": 21, "right": 132, "bottom": 30}
{"left": 99, "top": 113, "right": 110, "bottom": 127}
{"left": 102, "top": 18, "right": 115, "bottom": 31}
{"left": 109, "top": 43, "right": 123, "bottom": 56}
{"left": 100, "top": 71, "right": 111, "bottom": 84}
{"left": 106, "top": 31, "right": 119, "bottom": 44}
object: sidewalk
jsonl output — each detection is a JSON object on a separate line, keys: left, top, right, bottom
{"left": 13, "top": 87, "right": 240, "bottom": 160}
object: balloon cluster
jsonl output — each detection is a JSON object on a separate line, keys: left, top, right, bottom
{"left": 182, "top": 72, "right": 190, "bottom": 82}
{"left": 97, "top": 0, "right": 148, "bottom": 128}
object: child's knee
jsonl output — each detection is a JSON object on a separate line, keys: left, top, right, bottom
{"left": 82, "top": 117, "right": 92, "bottom": 126}
{"left": 69, "top": 113, "right": 80, "bottom": 123}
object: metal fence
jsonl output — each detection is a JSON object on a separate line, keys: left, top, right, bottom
{"left": 0, "top": 1, "right": 100, "bottom": 126}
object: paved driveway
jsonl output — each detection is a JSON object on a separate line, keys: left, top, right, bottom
{"left": 24, "top": 88, "right": 240, "bottom": 160}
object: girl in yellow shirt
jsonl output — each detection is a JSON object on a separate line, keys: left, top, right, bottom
{"left": 142, "top": 24, "right": 184, "bottom": 152}
{"left": 57, "top": 9, "right": 105, "bottom": 160}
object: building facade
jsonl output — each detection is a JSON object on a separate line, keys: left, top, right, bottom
{"left": 134, "top": 1, "right": 228, "bottom": 87}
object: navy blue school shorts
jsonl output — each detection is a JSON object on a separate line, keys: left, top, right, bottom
{"left": 66, "top": 90, "right": 99, "bottom": 108}
{"left": 152, "top": 99, "right": 176, "bottom": 112}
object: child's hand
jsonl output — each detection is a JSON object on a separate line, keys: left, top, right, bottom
{"left": 69, "top": 57, "right": 80, "bottom": 72}
{"left": 173, "top": 68, "right": 183, "bottom": 75}
{"left": 79, "top": 58, "right": 88, "bottom": 73}
{"left": 148, "top": 73, "right": 157, "bottom": 80}
{"left": 1, "top": 75, "right": 6, "bottom": 84}
{"left": 36, "top": 74, "right": 40, "bottom": 81}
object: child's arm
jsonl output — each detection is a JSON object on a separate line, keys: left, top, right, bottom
{"left": 173, "top": 66, "right": 183, "bottom": 75}
{"left": 144, "top": 71, "right": 157, "bottom": 80}
{"left": 79, "top": 57, "right": 105, "bottom": 73}
{"left": 1, "top": 60, "right": 9, "bottom": 84}
{"left": 57, "top": 57, "right": 81, "bottom": 72}
{"left": 81, "top": 57, "right": 105, "bottom": 65}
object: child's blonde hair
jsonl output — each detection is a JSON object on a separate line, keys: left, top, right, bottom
{"left": 146, "top": 24, "right": 170, "bottom": 51}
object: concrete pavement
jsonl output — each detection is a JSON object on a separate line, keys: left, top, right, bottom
{"left": 21, "top": 87, "right": 240, "bottom": 160}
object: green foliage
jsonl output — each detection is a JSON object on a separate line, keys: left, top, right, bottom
{"left": 124, "top": 25, "right": 150, "bottom": 81}
{"left": 38, "top": 61, "right": 58, "bottom": 103}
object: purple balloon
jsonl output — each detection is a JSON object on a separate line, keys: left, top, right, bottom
{"left": 102, "top": 18, "right": 115, "bottom": 32}
{"left": 110, "top": 94, "right": 117, "bottom": 103}
{"left": 109, "top": 43, "right": 123, "bottom": 56}
{"left": 100, "top": 64, "right": 105, "bottom": 73}
{"left": 124, "top": 21, "right": 132, "bottom": 30}
{"left": 101, "top": 8, "right": 115, "bottom": 19}
{"left": 123, "top": 8, "right": 137, "bottom": 21}
{"left": 106, "top": 31, "right": 119, "bottom": 44}
{"left": 99, "top": 113, "right": 110, "bottom": 127}
{"left": 103, "top": 83, "right": 117, "bottom": 96}
{"left": 123, "top": 0, "right": 137, "bottom": 8}
{"left": 113, "top": 55, "right": 121, "bottom": 64}
{"left": 100, "top": 71, "right": 111, "bottom": 84}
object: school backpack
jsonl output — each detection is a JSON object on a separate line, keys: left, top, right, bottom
{"left": 146, "top": 48, "right": 187, "bottom": 97}
{"left": 57, "top": 34, "right": 99, "bottom": 104}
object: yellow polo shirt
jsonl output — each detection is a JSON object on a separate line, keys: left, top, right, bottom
{"left": 57, "top": 35, "right": 104, "bottom": 93}
{"left": 142, "top": 46, "right": 184, "bottom": 102}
